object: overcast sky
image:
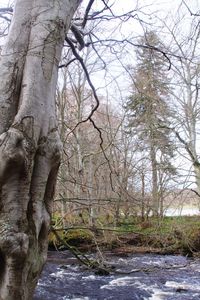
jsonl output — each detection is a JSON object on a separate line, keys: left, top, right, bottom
{"left": 0, "top": 0, "right": 199, "bottom": 13}
{"left": 1, "top": 0, "right": 199, "bottom": 39}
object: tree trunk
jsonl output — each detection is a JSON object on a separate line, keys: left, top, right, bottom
{"left": 141, "top": 172, "right": 145, "bottom": 221}
{"left": 194, "top": 163, "right": 200, "bottom": 195}
{"left": 0, "top": 0, "right": 80, "bottom": 299}
{"left": 150, "top": 144, "right": 159, "bottom": 216}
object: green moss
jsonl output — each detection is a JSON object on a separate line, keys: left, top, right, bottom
{"left": 49, "top": 214, "right": 200, "bottom": 255}
{"left": 48, "top": 228, "right": 94, "bottom": 250}
{"left": 64, "top": 229, "right": 93, "bottom": 244}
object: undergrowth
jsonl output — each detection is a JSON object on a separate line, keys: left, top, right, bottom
{"left": 49, "top": 215, "right": 200, "bottom": 257}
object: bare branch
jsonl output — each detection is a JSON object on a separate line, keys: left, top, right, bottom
{"left": 64, "top": 36, "right": 118, "bottom": 192}
{"left": 0, "top": 15, "right": 11, "bottom": 22}
{"left": 70, "top": 24, "right": 85, "bottom": 50}
{"left": 82, "top": 0, "right": 95, "bottom": 28}
{"left": 174, "top": 130, "right": 197, "bottom": 164}
{"left": 182, "top": 0, "right": 200, "bottom": 16}
{"left": 0, "top": 7, "right": 13, "bottom": 13}
{"left": 65, "top": 36, "right": 100, "bottom": 126}
{"left": 59, "top": 58, "right": 77, "bottom": 69}
{"left": 84, "top": 37, "right": 172, "bottom": 70}
{"left": 100, "top": 0, "right": 115, "bottom": 17}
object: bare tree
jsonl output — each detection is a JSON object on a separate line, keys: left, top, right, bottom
{"left": 164, "top": 10, "right": 200, "bottom": 194}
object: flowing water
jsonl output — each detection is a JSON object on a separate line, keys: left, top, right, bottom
{"left": 34, "top": 251, "right": 200, "bottom": 300}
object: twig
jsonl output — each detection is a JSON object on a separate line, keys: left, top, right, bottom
{"left": 59, "top": 58, "right": 77, "bottom": 68}
{"left": 182, "top": 0, "right": 200, "bottom": 16}
{"left": 65, "top": 36, "right": 100, "bottom": 127}
{"left": 65, "top": 35, "right": 116, "bottom": 191}
{"left": 190, "top": 189, "right": 200, "bottom": 198}
{"left": 0, "top": 15, "right": 11, "bottom": 22}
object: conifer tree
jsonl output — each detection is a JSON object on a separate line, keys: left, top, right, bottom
{"left": 126, "top": 31, "right": 175, "bottom": 216}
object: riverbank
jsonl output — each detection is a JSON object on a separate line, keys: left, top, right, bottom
{"left": 49, "top": 216, "right": 200, "bottom": 257}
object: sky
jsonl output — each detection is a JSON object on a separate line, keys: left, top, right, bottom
{"left": 1, "top": 0, "right": 199, "bottom": 13}
{"left": 1, "top": 0, "right": 199, "bottom": 106}
{"left": 1, "top": 0, "right": 198, "bottom": 104}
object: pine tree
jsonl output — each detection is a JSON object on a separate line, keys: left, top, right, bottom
{"left": 126, "top": 31, "right": 175, "bottom": 216}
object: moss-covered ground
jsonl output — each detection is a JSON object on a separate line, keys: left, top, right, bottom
{"left": 49, "top": 215, "right": 200, "bottom": 257}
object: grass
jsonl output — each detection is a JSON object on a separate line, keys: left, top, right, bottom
{"left": 49, "top": 215, "right": 200, "bottom": 256}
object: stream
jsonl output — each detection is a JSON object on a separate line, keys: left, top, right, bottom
{"left": 33, "top": 251, "right": 200, "bottom": 300}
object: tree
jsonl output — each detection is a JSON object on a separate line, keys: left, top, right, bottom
{"left": 163, "top": 13, "right": 200, "bottom": 195}
{"left": 126, "top": 31, "right": 175, "bottom": 216}
{"left": 0, "top": 0, "right": 81, "bottom": 299}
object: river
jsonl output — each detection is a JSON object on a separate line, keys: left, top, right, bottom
{"left": 164, "top": 207, "right": 200, "bottom": 217}
{"left": 34, "top": 251, "right": 200, "bottom": 300}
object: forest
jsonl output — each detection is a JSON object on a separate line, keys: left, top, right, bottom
{"left": 52, "top": 0, "right": 200, "bottom": 254}
{"left": 0, "top": 0, "right": 200, "bottom": 299}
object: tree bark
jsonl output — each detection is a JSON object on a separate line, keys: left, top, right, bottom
{"left": 0, "top": 0, "right": 80, "bottom": 299}
{"left": 150, "top": 143, "right": 159, "bottom": 216}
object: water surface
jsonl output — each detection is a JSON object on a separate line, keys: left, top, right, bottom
{"left": 34, "top": 251, "right": 200, "bottom": 300}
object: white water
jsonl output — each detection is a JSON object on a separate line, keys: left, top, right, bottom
{"left": 35, "top": 252, "right": 200, "bottom": 300}
{"left": 165, "top": 207, "right": 200, "bottom": 216}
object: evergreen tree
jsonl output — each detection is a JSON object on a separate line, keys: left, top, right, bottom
{"left": 126, "top": 31, "right": 175, "bottom": 216}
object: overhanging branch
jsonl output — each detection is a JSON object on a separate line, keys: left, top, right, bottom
{"left": 0, "top": 7, "right": 13, "bottom": 13}
{"left": 64, "top": 36, "right": 116, "bottom": 191}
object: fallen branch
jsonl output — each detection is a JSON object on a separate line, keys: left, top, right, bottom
{"left": 52, "top": 225, "right": 145, "bottom": 234}
{"left": 51, "top": 226, "right": 112, "bottom": 275}
{"left": 114, "top": 263, "right": 188, "bottom": 275}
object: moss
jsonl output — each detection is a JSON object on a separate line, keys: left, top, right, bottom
{"left": 64, "top": 229, "right": 93, "bottom": 246}
{"left": 49, "top": 215, "right": 200, "bottom": 255}
{"left": 48, "top": 228, "right": 94, "bottom": 250}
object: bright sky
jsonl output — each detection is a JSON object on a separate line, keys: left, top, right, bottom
{"left": 0, "top": 0, "right": 199, "bottom": 13}
{"left": 1, "top": 0, "right": 199, "bottom": 95}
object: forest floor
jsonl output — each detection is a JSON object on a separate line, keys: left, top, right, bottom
{"left": 49, "top": 216, "right": 200, "bottom": 258}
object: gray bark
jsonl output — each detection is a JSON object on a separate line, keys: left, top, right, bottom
{"left": 0, "top": 0, "right": 80, "bottom": 299}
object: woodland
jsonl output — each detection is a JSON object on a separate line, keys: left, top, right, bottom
{"left": 0, "top": 0, "right": 200, "bottom": 299}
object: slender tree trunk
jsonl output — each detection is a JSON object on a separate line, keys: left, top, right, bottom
{"left": 115, "top": 197, "right": 121, "bottom": 227}
{"left": 150, "top": 144, "right": 159, "bottom": 216}
{"left": 0, "top": 0, "right": 80, "bottom": 299}
{"left": 88, "top": 156, "right": 96, "bottom": 226}
{"left": 58, "top": 72, "right": 69, "bottom": 227}
{"left": 141, "top": 172, "right": 145, "bottom": 221}
{"left": 194, "top": 163, "right": 200, "bottom": 195}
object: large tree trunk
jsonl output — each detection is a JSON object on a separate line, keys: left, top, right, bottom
{"left": 0, "top": 0, "right": 80, "bottom": 299}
